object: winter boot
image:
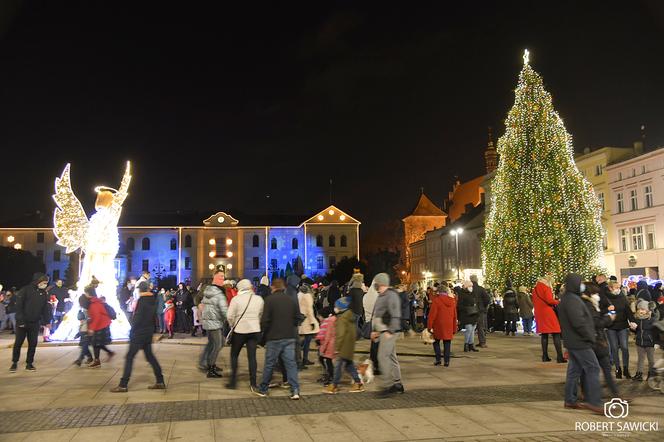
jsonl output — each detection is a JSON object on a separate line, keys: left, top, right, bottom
{"left": 615, "top": 367, "right": 622, "bottom": 379}
{"left": 623, "top": 366, "right": 632, "bottom": 379}
{"left": 469, "top": 344, "right": 479, "bottom": 352}
{"left": 207, "top": 366, "right": 222, "bottom": 378}
{"left": 463, "top": 343, "right": 469, "bottom": 352}
{"left": 632, "top": 371, "right": 643, "bottom": 382}
{"left": 211, "top": 365, "right": 223, "bottom": 376}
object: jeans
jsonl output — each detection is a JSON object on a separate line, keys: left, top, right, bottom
{"left": 477, "top": 312, "right": 487, "bottom": 345}
{"left": 12, "top": 323, "right": 40, "bottom": 364}
{"left": 119, "top": 340, "right": 164, "bottom": 388}
{"left": 301, "top": 334, "right": 314, "bottom": 363}
{"left": 259, "top": 338, "right": 299, "bottom": 394}
{"left": 522, "top": 317, "right": 534, "bottom": 334}
{"left": 157, "top": 313, "right": 164, "bottom": 332}
{"left": 463, "top": 324, "right": 476, "bottom": 345}
{"left": 77, "top": 335, "right": 92, "bottom": 362}
{"left": 52, "top": 311, "right": 64, "bottom": 331}
{"left": 606, "top": 328, "right": 629, "bottom": 369}
{"left": 333, "top": 357, "right": 361, "bottom": 385}
{"left": 378, "top": 333, "right": 402, "bottom": 389}
{"left": 433, "top": 339, "right": 451, "bottom": 364}
{"left": 200, "top": 328, "right": 223, "bottom": 368}
{"left": 636, "top": 346, "right": 655, "bottom": 373}
{"left": 229, "top": 332, "right": 259, "bottom": 387}
{"left": 564, "top": 348, "right": 601, "bottom": 407}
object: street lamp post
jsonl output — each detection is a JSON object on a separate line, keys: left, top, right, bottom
{"left": 451, "top": 227, "right": 464, "bottom": 282}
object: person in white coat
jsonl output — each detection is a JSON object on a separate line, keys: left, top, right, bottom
{"left": 298, "top": 284, "right": 320, "bottom": 368}
{"left": 226, "top": 279, "right": 264, "bottom": 390}
{"left": 363, "top": 275, "right": 381, "bottom": 374}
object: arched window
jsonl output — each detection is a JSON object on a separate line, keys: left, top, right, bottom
{"left": 170, "top": 238, "right": 177, "bottom": 250}
{"left": 142, "top": 237, "right": 150, "bottom": 250}
{"left": 184, "top": 235, "right": 192, "bottom": 248}
{"left": 271, "top": 238, "right": 277, "bottom": 250}
{"left": 292, "top": 238, "right": 298, "bottom": 249}
{"left": 252, "top": 234, "right": 259, "bottom": 248}
{"left": 340, "top": 235, "right": 347, "bottom": 247}
{"left": 127, "top": 237, "right": 135, "bottom": 251}
{"left": 316, "top": 235, "right": 323, "bottom": 247}
{"left": 329, "top": 235, "right": 336, "bottom": 247}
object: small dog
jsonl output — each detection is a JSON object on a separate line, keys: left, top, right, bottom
{"left": 357, "top": 358, "right": 374, "bottom": 384}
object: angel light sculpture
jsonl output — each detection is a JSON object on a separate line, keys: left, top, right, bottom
{"left": 51, "top": 162, "right": 132, "bottom": 340}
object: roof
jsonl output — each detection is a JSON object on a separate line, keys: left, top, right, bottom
{"left": 404, "top": 193, "right": 446, "bottom": 218}
{"left": 447, "top": 176, "right": 485, "bottom": 222}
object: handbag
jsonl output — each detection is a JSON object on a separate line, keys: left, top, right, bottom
{"left": 361, "top": 299, "right": 378, "bottom": 339}
{"left": 225, "top": 294, "right": 253, "bottom": 346}
{"left": 421, "top": 328, "right": 434, "bottom": 345}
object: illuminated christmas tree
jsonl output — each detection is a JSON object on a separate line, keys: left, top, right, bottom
{"left": 483, "top": 51, "right": 604, "bottom": 288}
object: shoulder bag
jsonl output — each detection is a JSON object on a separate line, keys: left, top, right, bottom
{"left": 225, "top": 294, "right": 253, "bottom": 346}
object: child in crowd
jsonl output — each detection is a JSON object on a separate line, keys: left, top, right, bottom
{"left": 316, "top": 307, "right": 335, "bottom": 386}
{"left": 324, "top": 297, "right": 364, "bottom": 394}
{"left": 74, "top": 296, "right": 93, "bottom": 366}
{"left": 630, "top": 299, "right": 656, "bottom": 381}
{"left": 164, "top": 296, "right": 175, "bottom": 339}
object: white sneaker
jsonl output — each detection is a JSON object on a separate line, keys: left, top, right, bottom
{"left": 289, "top": 393, "right": 300, "bottom": 400}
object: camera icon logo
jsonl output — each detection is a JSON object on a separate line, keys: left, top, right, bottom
{"left": 604, "top": 398, "right": 629, "bottom": 419}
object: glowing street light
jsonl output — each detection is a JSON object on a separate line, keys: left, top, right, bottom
{"left": 450, "top": 227, "right": 464, "bottom": 281}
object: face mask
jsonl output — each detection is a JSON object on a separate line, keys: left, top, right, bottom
{"left": 579, "top": 283, "right": 586, "bottom": 293}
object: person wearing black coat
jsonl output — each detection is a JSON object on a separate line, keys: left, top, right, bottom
{"left": 581, "top": 285, "right": 620, "bottom": 398}
{"left": 470, "top": 275, "right": 490, "bottom": 347}
{"left": 457, "top": 282, "right": 479, "bottom": 352}
{"left": 327, "top": 281, "right": 341, "bottom": 307}
{"left": 110, "top": 281, "right": 165, "bottom": 392}
{"left": 635, "top": 280, "right": 652, "bottom": 302}
{"left": 559, "top": 273, "right": 602, "bottom": 413}
{"left": 605, "top": 281, "right": 632, "bottom": 379}
{"left": 502, "top": 285, "right": 519, "bottom": 336}
{"left": 11, "top": 273, "right": 52, "bottom": 372}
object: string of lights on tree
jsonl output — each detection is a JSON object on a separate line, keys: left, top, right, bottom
{"left": 483, "top": 50, "right": 605, "bottom": 289}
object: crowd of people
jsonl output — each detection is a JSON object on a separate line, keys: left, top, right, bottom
{"left": 3, "top": 268, "right": 663, "bottom": 409}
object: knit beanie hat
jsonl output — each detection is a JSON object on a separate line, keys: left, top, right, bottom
{"left": 236, "top": 279, "right": 253, "bottom": 292}
{"left": 334, "top": 296, "right": 350, "bottom": 311}
{"left": 374, "top": 273, "right": 390, "bottom": 287}
{"left": 636, "top": 299, "right": 650, "bottom": 311}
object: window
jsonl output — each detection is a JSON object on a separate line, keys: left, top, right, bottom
{"left": 617, "top": 193, "right": 624, "bottom": 213}
{"left": 52, "top": 270, "right": 60, "bottom": 281}
{"left": 252, "top": 235, "right": 259, "bottom": 248}
{"left": 597, "top": 192, "right": 605, "bottom": 211}
{"left": 316, "top": 235, "right": 323, "bottom": 247}
{"left": 631, "top": 226, "right": 644, "bottom": 251}
{"left": 127, "top": 237, "right": 135, "bottom": 251}
{"left": 142, "top": 259, "right": 149, "bottom": 271}
{"left": 170, "top": 238, "right": 177, "bottom": 250}
{"left": 127, "top": 257, "right": 132, "bottom": 272}
{"left": 646, "top": 224, "right": 656, "bottom": 249}
{"left": 618, "top": 172, "right": 623, "bottom": 180}
{"left": 642, "top": 165, "right": 646, "bottom": 174}
{"left": 270, "top": 259, "right": 278, "bottom": 271}
{"left": 620, "top": 229, "right": 628, "bottom": 252}
{"left": 36, "top": 250, "right": 44, "bottom": 261}
{"left": 37, "top": 232, "right": 44, "bottom": 243}
{"left": 170, "top": 259, "right": 176, "bottom": 271}
{"left": 340, "top": 235, "right": 347, "bottom": 247}
{"left": 142, "top": 237, "right": 150, "bottom": 250}
{"left": 645, "top": 185, "right": 653, "bottom": 208}
{"left": 632, "top": 168, "right": 636, "bottom": 177}
{"left": 292, "top": 238, "right": 298, "bottom": 249}
{"left": 630, "top": 189, "right": 638, "bottom": 211}
{"left": 215, "top": 237, "right": 227, "bottom": 256}
{"left": 184, "top": 235, "right": 192, "bottom": 248}
{"left": 595, "top": 164, "right": 603, "bottom": 176}
{"left": 253, "top": 257, "right": 260, "bottom": 269}
{"left": 329, "top": 256, "right": 336, "bottom": 268}
{"left": 316, "top": 256, "right": 324, "bottom": 269}
{"left": 271, "top": 238, "right": 277, "bottom": 250}
{"left": 54, "top": 250, "right": 61, "bottom": 262}
{"left": 185, "top": 257, "right": 191, "bottom": 270}
{"left": 329, "top": 235, "right": 336, "bottom": 247}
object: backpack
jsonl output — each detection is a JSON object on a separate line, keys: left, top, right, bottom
{"left": 104, "top": 303, "right": 117, "bottom": 320}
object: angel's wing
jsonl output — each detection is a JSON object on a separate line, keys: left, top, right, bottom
{"left": 52, "top": 164, "right": 89, "bottom": 254}
{"left": 113, "top": 161, "right": 132, "bottom": 208}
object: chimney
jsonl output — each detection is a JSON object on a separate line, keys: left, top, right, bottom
{"left": 583, "top": 147, "right": 590, "bottom": 154}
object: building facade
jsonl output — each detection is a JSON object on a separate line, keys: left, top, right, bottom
{"left": 606, "top": 147, "right": 664, "bottom": 280}
{"left": 0, "top": 205, "right": 360, "bottom": 286}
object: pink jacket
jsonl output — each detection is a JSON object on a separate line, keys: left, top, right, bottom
{"left": 317, "top": 315, "right": 337, "bottom": 359}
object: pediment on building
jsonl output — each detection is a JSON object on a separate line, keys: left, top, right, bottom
{"left": 304, "top": 205, "right": 360, "bottom": 225}
{"left": 203, "top": 212, "right": 239, "bottom": 227}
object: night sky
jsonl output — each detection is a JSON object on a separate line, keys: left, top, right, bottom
{"left": 1, "top": 1, "right": 663, "bottom": 244}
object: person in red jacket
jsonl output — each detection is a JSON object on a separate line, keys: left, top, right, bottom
{"left": 85, "top": 286, "right": 115, "bottom": 368}
{"left": 427, "top": 283, "right": 457, "bottom": 367}
{"left": 532, "top": 276, "right": 566, "bottom": 363}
